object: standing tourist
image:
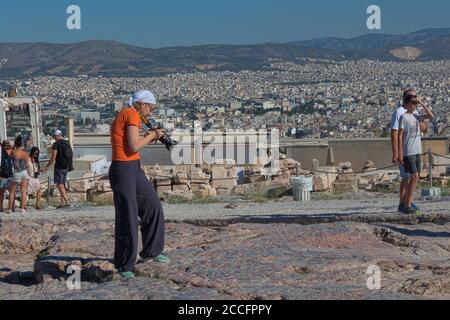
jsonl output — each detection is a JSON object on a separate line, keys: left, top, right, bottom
{"left": 109, "top": 90, "right": 170, "bottom": 280}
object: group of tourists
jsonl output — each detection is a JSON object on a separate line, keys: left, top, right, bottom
{"left": 0, "top": 136, "right": 42, "bottom": 214}
{"left": 0, "top": 130, "right": 74, "bottom": 214}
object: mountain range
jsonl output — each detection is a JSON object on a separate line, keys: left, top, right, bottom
{"left": 0, "top": 28, "right": 449, "bottom": 77}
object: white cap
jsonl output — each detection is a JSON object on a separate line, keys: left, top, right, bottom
{"left": 53, "top": 129, "right": 63, "bottom": 137}
{"left": 128, "top": 90, "right": 157, "bottom": 107}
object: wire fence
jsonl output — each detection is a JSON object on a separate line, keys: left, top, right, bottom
{"left": 35, "top": 150, "right": 449, "bottom": 185}
{"left": 12, "top": 149, "right": 447, "bottom": 208}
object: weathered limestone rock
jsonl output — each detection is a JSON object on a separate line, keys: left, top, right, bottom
{"left": 189, "top": 169, "right": 210, "bottom": 184}
{"left": 143, "top": 165, "right": 163, "bottom": 178}
{"left": 248, "top": 174, "right": 266, "bottom": 184}
{"left": 331, "top": 180, "right": 359, "bottom": 195}
{"left": 272, "top": 170, "right": 291, "bottom": 181}
{"left": 357, "top": 177, "right": 371, "bottom": 191}
{"left": 0, "top": 222, "right": 54, "bottom": 255}
{"left": 363, "top": 160, "right": 377, "bottom": 172}
{"left": 211, "top": 178, "right": 237, "bottom": 191}
{"left": 155, "top": 176, "right": 173, "bottom": 200}
{"left": 211, "top": 164, "right": 238, "bottom": 194}
{"left": 155, "top": 178, "right": 172, "bottom": 188}
{"left": 192, "top": 185, "right": 217, "bottom": 198}
{"left": 313, "top": 167, "right": 338, "bottom": 191}
{"left": 251, "top": 156, "right": 270, "bottom": 170}
{"left": 173, "top": 172, "right": 190, "bottom": 186}
{"left": 212, "top": 166, "right": 227, "bottom": 179}
{"left": 282, "top": 158, "right": 301, "bottom": 172}
{"left": 232, "top": 179, "right": 291, "bottom": 198}
{"left": 68, "top": 192, "right": 88, "bottom": 203}
{"left": 66, "top": 173, "right": 94, "bottom": 193}
{"left": 215, "top": 187, "right": 232, "bottom": 196}
{"left": 157, "top": 186, "right": 173, "bottom": 200}
{"left": 338, "top": 169, "right": 356, "bottom": 182}
{"left": 93, "top": 180, "right": 112, "bottom": 193}
{"left": 172, "top": 184, "right": 190, "bottom": 194}
{"left": 339, "top": 162, "right": 352, "bottom": 171}
{"left": 67, "top": 179, "right": 93, "bottom": 193}
{"left": 164, "top": 184, "right": 193, "bottom": 201}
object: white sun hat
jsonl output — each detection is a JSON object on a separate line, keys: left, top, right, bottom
{"left": 128, "top": 90, "right": 157, "bottom": 106}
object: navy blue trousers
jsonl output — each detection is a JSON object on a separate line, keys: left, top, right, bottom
{"left": 109, "top": 160, "right": 165, "bottom": 272}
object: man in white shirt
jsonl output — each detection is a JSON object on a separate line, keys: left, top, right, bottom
{"left": 390, "top": 89, "right": 419, "bottom": 213}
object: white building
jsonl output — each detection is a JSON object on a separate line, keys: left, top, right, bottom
{"left": 263, "top": 101, "right": 276, "bottom": 110}
{"left": 230, "top": 100, "right": 243, "bottom": 110}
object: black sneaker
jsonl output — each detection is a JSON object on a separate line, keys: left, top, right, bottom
{"left": 402, "top": 206, "right": 419, "bottom": 215}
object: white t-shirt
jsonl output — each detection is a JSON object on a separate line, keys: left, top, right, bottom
{"left": 399, "top": 113, "right": 422, "bottom": 156}
{"left": 390, "top": 104, "right": 418, "bottom": 131}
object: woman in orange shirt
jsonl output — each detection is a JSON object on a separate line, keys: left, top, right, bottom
{"left": 109, "top": 90, "right": 170, "bottom": 280}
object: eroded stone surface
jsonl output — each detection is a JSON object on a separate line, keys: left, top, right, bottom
{"left": 1, "top": 200, "right": 450, "bottom": 300}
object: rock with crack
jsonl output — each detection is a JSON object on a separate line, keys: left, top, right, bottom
{"left": 33, "top": 257, "right": 115, "bottom": 284}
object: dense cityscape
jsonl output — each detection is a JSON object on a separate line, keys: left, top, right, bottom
{"left": 1, "top": 59, "right": 449, "bottom": 139}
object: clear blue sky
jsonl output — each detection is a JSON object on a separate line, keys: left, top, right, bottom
{"left": 1, "top": 0, "right": 449, "bottom": 48}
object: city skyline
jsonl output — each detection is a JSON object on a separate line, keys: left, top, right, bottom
{"left": 1, "top": 0, "right": 450, "bottom": 48}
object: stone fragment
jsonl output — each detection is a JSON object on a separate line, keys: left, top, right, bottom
{"left": 312, "top": 167, "right": 338, "bottom": 191}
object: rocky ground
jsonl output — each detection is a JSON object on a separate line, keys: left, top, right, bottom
{"left": 1, "top": 194, "right": 450, "bottom": 300}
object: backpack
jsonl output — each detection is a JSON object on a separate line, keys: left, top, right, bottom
{"left": 56, "top": 141, "right": 74, "bottom": 171}
{"left": 0, "top": 147, "right": 14, "bottom": 178}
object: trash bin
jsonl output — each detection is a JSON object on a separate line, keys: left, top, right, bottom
{"left": 290, "top": 176, "right": 313, "bottom": 202}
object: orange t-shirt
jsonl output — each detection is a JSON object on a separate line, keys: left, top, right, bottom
{"left": 111, "top": 107, "right": 142, "bottom": 161}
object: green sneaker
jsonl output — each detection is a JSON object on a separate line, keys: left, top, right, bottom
{"left": 119, "top": 271, "right": 135, "bottom": 280}
{"left": 138, "top": 254, "right": 171, "bottom": 264}
{"left": 153, "top": 254, "right": 171, "bottom": 264}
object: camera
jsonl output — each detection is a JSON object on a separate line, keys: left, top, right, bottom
{"left": 145, "top": 119, "right": 178, "bottom": 151}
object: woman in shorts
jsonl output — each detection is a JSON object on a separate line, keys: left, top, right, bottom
{"left": 29, "top": 147, "right": 42, "bottom": 209}
{"left": 7, "top": 136, "right": 30, "bottom": 214}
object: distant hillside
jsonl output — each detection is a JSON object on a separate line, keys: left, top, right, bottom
{"left": 293, "top": 28, "right": 450, "bottom": 61}
{"left": 0, "top": 28, "right": 449, "bottom": 77}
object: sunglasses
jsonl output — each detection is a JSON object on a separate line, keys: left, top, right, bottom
{"left": 407, "top": 95, "right": 418, "bottom": 99}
